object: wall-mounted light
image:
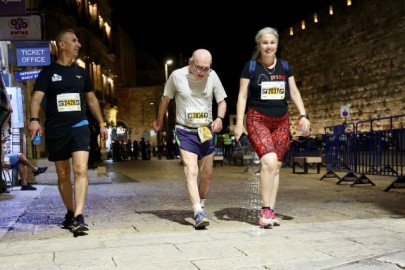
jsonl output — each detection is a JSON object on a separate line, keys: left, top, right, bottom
{"left": 301, "top": 20, "right": 306, "bottom": 30}
{"left": 289, "top": 27, "right": 294, "bottom": 36}
{"left": 314, "top": 13, "right": 318, "bottom": 23}
{"left": 347, "top": 0, "right": 352, "bottom": 6}
{"left": 329, "top": 5, "right": 334, "bottom": 15}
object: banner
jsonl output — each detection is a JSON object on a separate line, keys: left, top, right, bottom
{"left": 0, "top": 15, "right": 41, "bottom": 40}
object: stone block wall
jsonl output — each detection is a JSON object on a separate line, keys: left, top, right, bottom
{"left": 116, "top": 86, "right": 163, "bottom": 142}
{"left": 280, "top": 0, "right": 405, "bottom": 135}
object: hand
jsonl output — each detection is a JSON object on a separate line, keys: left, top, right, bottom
{"left": 299, "top": 118, "right": 311, "bottom": 137}
{"left": 233, "top": 125, "right": 247, "bottom": 141}
{"left": 28, "top": 121, "right": 42, "bottom": 140}
{"left": 100, "top": 127, "right": 108, "bottom": 141}
{"left": 211, "top": 118, "right": 223, "bottom": 133}
{"left": 153, "top": 120, "right": 162, "bottom": 133}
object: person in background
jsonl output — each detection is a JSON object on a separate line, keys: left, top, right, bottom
{"left": 3, "top": 152, "right": 47, "bottom": 190}
{"left": 153, "top": 49, "right": 227, "bottom": 229}
{"left": 28, "top": 29, "right": 108, "bottom": 234}
{"left": 234, "top": 27, "right": 310, "bottom": 228}
{"left": 223, "top": 127, "right": 232, "bottom": 163}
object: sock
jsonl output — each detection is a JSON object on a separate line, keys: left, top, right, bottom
{"left": 192, "top": 203, "right": 203, "bottom": 217}
{"left": 200, "top": 199, "right": 206, "bottom": 208}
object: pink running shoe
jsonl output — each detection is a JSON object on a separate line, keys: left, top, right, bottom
{"left": 259, "top": 209, "right": 280, "bottom": 228}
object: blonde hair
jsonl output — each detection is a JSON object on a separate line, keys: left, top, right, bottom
{"left": 252, "top": 27, "right": 279, "bottom": 59}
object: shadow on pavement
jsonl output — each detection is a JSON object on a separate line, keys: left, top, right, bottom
{"left": 138, "top": 209, "right": 194, "bottom": 227}
{"left": 214, "top": 207, "right": 294, "bottom": 226}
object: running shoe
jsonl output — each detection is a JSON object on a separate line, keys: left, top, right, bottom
{"left": 259, "top": 208, "right": 280, "bottom": 228}
{"left": 20, "top": 183, "right": 37, "bottom": 191}
{"left": 61, "top": 210, "right": 74, "bottom": 229}
{"left": 71, "top": 214, "right": 89, "bottom": 233}
{"left": 33, "top": 167, "right": 48, "bottom": 176}
{"left": 194, "top": 210, "right": 209, "bottom": 229}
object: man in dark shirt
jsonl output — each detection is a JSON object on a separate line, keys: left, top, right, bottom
{"left": 28, "top": 29, "right": 108, "bottom": 234}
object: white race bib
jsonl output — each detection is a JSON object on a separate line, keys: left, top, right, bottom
{"left": 186, "top": 107, "right": 209, "bottom": 124}
{"left": 57, "top": 93, "right": 81, "bottom": 112}
{"left": 261, "top": 81, "right": 285, "bottom": 100}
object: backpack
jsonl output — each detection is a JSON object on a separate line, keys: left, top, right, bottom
{"left": 248, "top": 58, "right": 291, "bottom": 89}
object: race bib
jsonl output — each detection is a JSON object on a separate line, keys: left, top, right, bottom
{"left": 261, "top": 81, "right": 285, "bottom": 100}
{"left": 186, "top": 108, "right": 209, "bottom": 124}
{"left": 57, "top": 93, "right": 81, "bottom": 112}
{"left": 198, "top": 126, "right": 212, "bottom": 143}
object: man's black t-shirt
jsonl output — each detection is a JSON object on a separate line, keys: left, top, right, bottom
{"left": 34, "top": 63, "right": 93, "bottom": 129}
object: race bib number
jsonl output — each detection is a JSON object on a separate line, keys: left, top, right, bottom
{"left": 261, "top": 81, "right": 285, "bottom": 100}
{"left": 57, "top": 93, "right": 81, "bottom": 112}
{"left": 186, "top": 108, "right": 209, "bottom": 124}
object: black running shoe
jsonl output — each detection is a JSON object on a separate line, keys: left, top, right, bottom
{"left": 61, "top": 210, "right": 74, "bottom": 229}
{"left": 71, "top": 214, "right": 89, "bottom": 233}
{"left": 33, "top": 167, "right": 48, "bottom": 176}
{"left": 21, "top": 183, "right": 37, "bottom": 191}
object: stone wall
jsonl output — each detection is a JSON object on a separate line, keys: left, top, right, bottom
{"left": 116, "top": 86, "right": 163, "bottom": 143}
{"left": 280, "top": 0, "right": 405, "bottom": 135}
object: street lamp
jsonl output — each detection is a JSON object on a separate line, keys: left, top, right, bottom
{"left": 164, "top": 59, "right": 173, "bottom": 82}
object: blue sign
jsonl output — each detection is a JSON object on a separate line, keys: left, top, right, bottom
{"left": 16, "top": 46, "right": 50, "bottom": 66}
{"left": 15, "top": 69, "right": 41, "bottom": 82}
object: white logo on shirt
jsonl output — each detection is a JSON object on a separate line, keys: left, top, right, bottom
{"left": 76, "top": 75, "right": 82, "bottom": 79}
{"left": 51, "top": 74, "right": 62, "bottom": 82}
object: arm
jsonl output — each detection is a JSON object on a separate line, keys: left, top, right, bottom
{"left": 288, "top": 76, "right": 310, "bottom": 136}
{"left": 153, "top": 96, "right": 171, "bottom": 133}
{"left": 211, "top": 99, "right": 226, "bottom": 133}
{"left": 28, "top": 91, "right": 45, "bottom": 140}
{"left": 86, "top": 91, "right": 108, "bottom": 141}
{"left": 234, "top": 78, "right": 249, "bottom": 140}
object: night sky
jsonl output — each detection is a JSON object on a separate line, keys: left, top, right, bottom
{"left": 110, "top": 1, "right": 336, "bottom": 116}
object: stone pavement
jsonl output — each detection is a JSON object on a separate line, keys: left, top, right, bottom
{"left": 0, "top": 159, "right": 404, "bottom": 269}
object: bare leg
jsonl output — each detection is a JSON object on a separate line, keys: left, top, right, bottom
{"left": 17, "top": 153, "right": 38, "bottom": 172}
{"left": 71, "top": 151, "right": 89, "bottom": 216}
{"left": 180, "top": 149, "right": 200, "bottom": 205}
{"left": 259, "top": 152, "right": 279, "bottom": 209}
{"left": 198, "top": 153, "right": 214, "bottom": 200}
{"left": 17, "top": 162, "right": 28, "bottom": 186}
{"left": 55, "top": 160, "right": 74, "bottom": 213}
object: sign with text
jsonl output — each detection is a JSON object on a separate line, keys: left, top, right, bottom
{"left": 16, "top": 46, "right": 50, "bottom": 66}
{"left": 15, "top": 69, "right": 41, "bottom": 81}
{"left": 0, "top": 15, "right": 41, "bottom": 40}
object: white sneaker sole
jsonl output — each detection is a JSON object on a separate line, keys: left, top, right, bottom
{"left": 259, "top": 217, "right": 280, "bottom": 227}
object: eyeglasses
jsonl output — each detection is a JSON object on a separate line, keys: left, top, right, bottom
{"left": 192, "top": 60, "right": 211, "bottom": 73}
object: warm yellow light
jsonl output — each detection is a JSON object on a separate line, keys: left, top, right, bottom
{"left": 289, "top": 27, "right": 294, "bottom": 36}
{"left": 314, "top": 13, "right": 318, "bottom": 23}
{"left": 301, "top": 20, "right": 306, "bottom": 30}
{"left": 347, "top": 0, "right": 352, "bottom": 6}
{"left": 329, "top": 5, "right": 334, "bottom": 15}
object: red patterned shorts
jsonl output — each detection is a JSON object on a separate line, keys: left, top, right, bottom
{"left": 246, "top": 108, "right": 291, "bottom": 161}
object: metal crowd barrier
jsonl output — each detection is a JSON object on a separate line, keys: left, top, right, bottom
{"left": 321, "top": 115, "right": 405, "bottom": 191}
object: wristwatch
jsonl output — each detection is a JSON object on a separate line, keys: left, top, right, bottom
{"left": 300, "top": 114, "right": 309, "bottom": 120}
